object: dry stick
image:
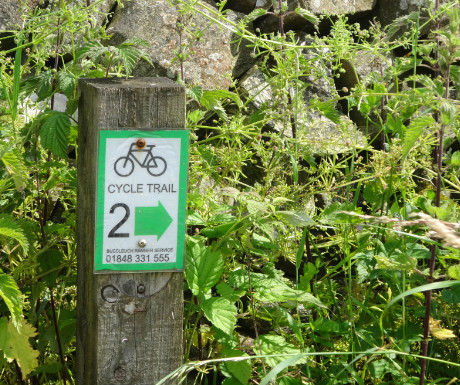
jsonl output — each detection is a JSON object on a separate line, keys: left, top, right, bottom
{"left": 419, "top": 1, "right": 442, "bottom": 384}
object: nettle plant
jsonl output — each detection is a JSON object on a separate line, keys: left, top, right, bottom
{"left": 0, "top": 0, "right": 459, "bottom": 384}
{"left": 0, "top": 0, "right": 154, "bottom": 383}
{"left": 169, "top": 0, "right": 460, "bottom": 384}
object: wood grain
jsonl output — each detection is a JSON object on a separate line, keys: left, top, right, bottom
{"left": 76, "top": 78, "right": 185, "bottom": 385}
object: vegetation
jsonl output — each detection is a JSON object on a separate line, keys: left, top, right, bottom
{"left": 0, "top": 0, "right": 460, "bottom": 384}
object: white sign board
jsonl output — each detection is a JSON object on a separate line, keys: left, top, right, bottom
{"left": 95, "top": 130, "right": 188, "bottom": 272}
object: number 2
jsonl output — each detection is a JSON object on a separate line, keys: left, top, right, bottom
{"left": 108, "top": 203, "right": 130, "bottom": 238}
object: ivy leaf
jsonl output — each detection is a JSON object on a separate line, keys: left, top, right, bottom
{"left": 0, "top": 215, "right": 29, "bottom": 254}
{"left": 0, "top": 318, "right": 39, "bottom": 379}
{"left": 201, "top": 297, "right": 236, "bottom": 336}
{"left": 185, "top": 240, "right": 224, "bottom": 295}
{"left": 402, "top": 115, "right": 435, "bottom": 160}
{"left": 40, "top": 111, "right": 71, "bottom": 158}
{"left": 1, "top": 149, "right": 28, "bottom": 191}
{"left": 0, "top": 274, "right": 24, "bottom": 330}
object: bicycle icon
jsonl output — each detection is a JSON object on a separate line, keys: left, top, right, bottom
{"left": 114, "top": 141, "right": 167, "bottom": 177}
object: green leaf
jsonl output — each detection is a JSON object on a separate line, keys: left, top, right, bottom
{"left": 0, "top": 215, "right": 29, "bottom": 253}
{"left": 201, "top": 297, "right": 236, "bottom": 336}
{"left": 374, "top": 253, "right": 417, "bottom": 270}
{"left": 253, "top": 278, "right": 325, "bottom": 308}
{"left": 40, "top": 111, "right": 71, "bottom": 158}
{"left": 185, "top": 240, "right": 224, "bottom": 295}
{"left": 451, "top": 151, "right": 460, "bottom": 166}
{"left": 260, "top": 354, "right": 304, "bottom": 385}
{"left": 276, "top": 211, "right": 315, "bottom": 227}
{"left": 401, "top": 115, "right": 435, "bottom": 160}
{"left": 37, "top": 249, "right": 64, "bottom": 288}
{"left": 311, "top": 100, "right": 340, "bottom": 124}
{"left": 33, "top": 361, "right": 62, "bottom": 374}
{"left": 257, "top": 335, "right": 306, "bottom": 368}
{"left": 222, "top": 349, "right": 252, "bottom": 384}
{"left": 186, "top": 86, "right": 203, "bottom": 103}
{"left": 440, "top": 100, "right": 456, "bottom": 126}
{"left": 36, "top": 70, "right": 54, "bottom": 101}
{"left": 56, "top": 72, "right": 76, "bottom": 99}
{"left": 295, "top": 7, "right": 319, "bottom": 26}
{"left": 244, "top": 8, "right": 267, "bottom": 23}
{"left": 0, "top": 274, "right": 23, "bottom": 330}
{"left": 0, "top": 318, "right": 39, "bottom": 378}
{"left": 442, "top": 287, "right": 460, "bottom": 303}
{"left": 448, "top": 265, "right": 460, "bottom": 280}
{"left": 1, "top": 149, "right": 28, "bottom": 191}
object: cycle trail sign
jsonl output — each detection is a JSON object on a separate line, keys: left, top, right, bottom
{"left": 95, "top": 130, "right": 189, "bottom": 272}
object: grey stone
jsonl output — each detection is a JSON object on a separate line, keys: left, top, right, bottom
{"left": 295, "top": 0, "right": 376, "bottom": 14}
{"left": 0, "top": 1, "right": 21, "bottom": 31}
{"left": 107, "top": 0, "right": 233, "bottom": 89}
{"left": 254, "top": 0, "right": 376, "bottom": 34}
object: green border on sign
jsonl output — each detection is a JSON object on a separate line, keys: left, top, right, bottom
{"left": 95, "top": 130, "right": 189, "bottom": 272}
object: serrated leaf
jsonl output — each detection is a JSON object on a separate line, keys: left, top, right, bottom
{"left": 222, "top": 349, "right": 252, "bottom": 384}
{"left": 36, "top": 70, "right": 54, "bottom": 101}
{"left": 0, "top": 318, "right": 39, "bottom": 378}
{"left": 0, "top": 274, "right": 23, "bottom": 330}
{"left": 1, "top": 149, "right": 28, "bottom": 191}
{"left": 295, "top": 7, "right": 319, "bottom": 26}
{"left": 186, "top": 86, "right": 203, "bottom": 102}
{"left": 40, "top": 111, "right": 71, "bottom": 158}
{"left": 402, "top": 115, "right": 435, "bottom": 160}
{"left": 75, "top": 41, "right": 107, "bottom": 63}
{"left": 56, "top": 72, "right": 76, "bottom": 99}
{"left": 258, "top": 335, "right": 306, "bottom": 368}
{"left": 117, "top": 45, "right": 140, "bottom": 77}
{"left": 0, "top": 215, "right": 29, "bottom": 253}
{"left": 185, "top": 240, "right": 224, "bottom": 295}
{"left": 201, "top": 297, "right": 236, "bottom": 336}
{"left": 244, "top": 8, "right": 267, "bottom": 23}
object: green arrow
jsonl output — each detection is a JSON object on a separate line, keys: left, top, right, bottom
{"left": 134, "top": 202, "right": 172, "bottom": 240}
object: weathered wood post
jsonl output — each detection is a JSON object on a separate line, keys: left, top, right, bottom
{"left": 76, "top": 78, "right": 187, "bottom": 385}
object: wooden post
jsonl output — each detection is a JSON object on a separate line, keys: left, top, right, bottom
{"left": 76, "top": 78, "right": 185, "bottom": 385}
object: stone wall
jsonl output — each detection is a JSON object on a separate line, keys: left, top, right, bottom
{"left": 0, "top": 0, "right": 442, "bottom": 153}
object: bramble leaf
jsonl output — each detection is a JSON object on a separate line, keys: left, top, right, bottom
{"left": 201, "top": 297, "right": 236, "bottom": 335}
{"left": 40, "top": 111, "right": 71, "bottom": 158}
{"left": 185, "top": 240, "right": 224, "bottom": 295}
